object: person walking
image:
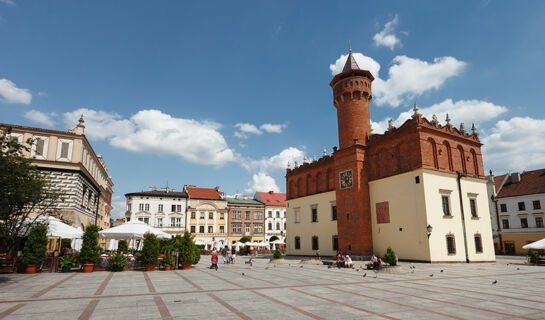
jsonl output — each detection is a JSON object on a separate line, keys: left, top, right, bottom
{"left": 231, "top": 246, "right": 236, "bottom": 264}
{"left": 221, "top": 246, "right": 227, "bottom": 264}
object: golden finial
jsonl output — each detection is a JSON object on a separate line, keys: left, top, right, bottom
{"left": 349, "top": 40, "right": 352, "bottom": 54}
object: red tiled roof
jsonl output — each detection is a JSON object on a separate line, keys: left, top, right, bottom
{"left": 494, "top": 174, "right": 507, "bottom": 193}
{"left": 186, "top": 187, "right": 223, "bottom": 200}
{"left": 496, "top": 169, "right": 545, "bottom": 198}
{"left": 255, "top": 191, "right": 286, "bottom": 207}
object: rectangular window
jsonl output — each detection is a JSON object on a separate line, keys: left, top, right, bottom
{"left": 208, "top": 226, "right": 213, "bottom": 233}
{"left": 190, "top": 226, "right": 195, "bottom": 233}
{"left": 176, "top": 218, "right": 181, "bottom": 227}
{"left": 158, "top": 204, "right": 163, "bottom": 212}
{"left": 276, "top": 211, "right": 280, "bottom": 218}
{"left": 536, "top": 217, "right": 544, "bottom": 228}
{"left": 533, "top": 200, "right": 541, "bottom": 210}
{"left": 171, "top": 204, "right": 176, "bottom": 212}
{"left": 245, "top": 211, "right": 251, "bottom": 220}
{"left": 60, "top": 142, "right": 69, "bottom": 159}
{"left": 521, "top": 218, "right": 528, "bottom": 228}
{"left": 127, "top": 203, "right": 132, "bottom": 212}
{"left": 35, "top": 138, "right": 45, "bottom": 156}
{"left": 469, "top": 199, "right": 478, "bottom": 218}
{"left": 254, "top": 212, "right": 263, "bottom": 220}
{"left": 294, "top": 236, "right": 301, "bottom": 249}
{"left": 245, "top": 224, "right": 250, "bottom": 234}
{"left": 332, "top": 236, "right": 338, "bottom": 251}
{"left": 518, "top": 202, "right": 526, "bottom": 211}
{"left": 199, "top": 226, "right": 204, "bottom": 233}
{"left": 446, "top": 235, "right": 456, "bottom": 255}
{"left": 331, "top": 205, "right": 337, "bottom": 220}
{"left": 442, "top": 196, "right": 451, "bottom": 216}
{"left": 219, "top": 226, "right": 224, "bottom": 233}
{"left": 502, "top": 219, "right": 509, "bottom": 229}
{"left": 139, "top": 203, "right": 144, "bottom": 211}
{"left": 268, "top": 222, "right": 272, "bottom": 230}
{"left": 268, "top": 211, "right": 272, "bottom": 218}
{"left": 254, "top": 225, "right": 263, "bottom": 233}
{"left": 276, "top": 222, "right": 280, "bottom": 230}
{"left": 177, "top": 205, "right": 182, "bottom": 212}
{"left": 170, "top": 217, "right": 176, "bottom": 227}
{"left": 209, "top": 212, "right": 213, "bottom": 219}
{"left": 220, "top": 213, "right": 224, "bottom": 219}
{"left": 232, "top": 224, "right": 241, "bottom": 233}
{"left": 191, "top": 212, "right": 196, "bottom": 219}
{"left": 312, "top": 236, "right": 319, "bottom": 250}
{"left": 157, "top": 218, "right": 163, "bottom": 227}
{"left": 145, "top": 204, "right": 150, "bottom": 211}
{"left": 200, "top": 212, "right": 205, "bottom": 219}
{"left": 294, "top": 208, "right": 300, "bottom": 223}
{"left": 500, "top": 204, "right": 507, "bottom": 212}
{"left": 311, "top": 207, "right": 318, "bottom": 222}
{"left": 474, "top": 235, "right": 483, "bottom": 253}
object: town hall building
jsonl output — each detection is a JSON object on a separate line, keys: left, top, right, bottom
{"left": 285, "top": 50, "right": 495, "bottom": 262}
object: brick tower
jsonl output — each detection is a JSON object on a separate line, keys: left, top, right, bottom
{"left": 330, "top": 50, "right": 374, "bottom": 256}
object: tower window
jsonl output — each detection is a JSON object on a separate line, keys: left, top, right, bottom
{"left": 332, "top": 236, "right": 338, "bottom": 251}
{"left": 442, "top": 196, "right": 451, "bottom": 216}
{"left": 415, "top": 176, "right": 420, "bottom": 184}
{"left": 312, "top": 236, "right": 319, "bottom": 250}
{"left": 294, "top": 236, "right": 301, "bottom": 249}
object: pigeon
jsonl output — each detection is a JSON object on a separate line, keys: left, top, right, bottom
{"left": 517, "top": 268, "right": 520, "bottom": 270}
{"left": 242, "top": 272, "right": 245, "bottom": 276}
{"left": 274, "top": 265, "right": 276, "bottom": 268}
{"left": 328, "top": 265, "right": 332, "bottom": 269}
{"left": 492, "top": 280, "right": 497, "bottom": 284}
{"left": 440, "top": 270, "right": 444, "bottom": 273}
{"left": 429, "top": 274, "right": 434, "bottom": 277}
{"left": 362, "top": 273, "right": 367, "bottom": 278}
{"left": 411, "top": 270, "right": 415, "bottom": 274}
{"left": 265, "top": 267, "right": 269, "bottom": 270}
{"left": 300, "top": 266, "right": 303, "bottom": 268}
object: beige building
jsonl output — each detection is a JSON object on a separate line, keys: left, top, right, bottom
{"left": 287, "top": 169, "right": 496, "bottom": 262}
{"left": 1, "top": 117, "right": 114, "bottom": 229}
{"left": 286, "top": 191, "right": 337, "bottom": 256}
{"left": 185, "top": 186, "right": 228, "bottom": 250}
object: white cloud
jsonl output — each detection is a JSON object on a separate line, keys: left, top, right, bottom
{"left": 64, "top": 108, "right": 236, "bottom": 166}
{"left": 0, "top": 78, "right": 32, "bottom": 105}
{"left": 260, "top": 123, "right": 287, "bottom": 133}
{"left": 234, "top": 123, "right": 262, "bottom": 139}
{"left": 23, "top": 110, "right": 56, "bottom": 127}
{"left": 234, "top": 122, "right": 287, "bottom": 138}
{"left": 330, "top": 54, "right": 466, "bottom": 108}
{"left": 372, "top": 99, "right": 508, "bottom": 133}
{"left": 373, "top": 15, "right": 402, "bottom": 50}
{"left": 110, "top": 195, "right": 126, "bottom": 219}
{"left": 38, "top": 91, "right": 48, "bottom": 97}
{"left": 244, "top": 172, "right": 280, "bottom": 194}
{"left": 241, "top": 146, "right": 305, "bottom": 173}
{"left": 0, "top": 0, "right": 15, "bottom": 6}
{"left": 482, "top": 117, "right": 545, "bottom": 172}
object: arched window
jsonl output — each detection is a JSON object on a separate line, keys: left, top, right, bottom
{"left": 428, "top": 138, "right": 439, "bottom": 169}
{"left": 443, "top": 141, "right": 453, "bottom": 171}
{"left": 326, "top": 168, "right": 334, "bottom": 190}
{"left": 289, "top": 180, "right": 296, "bottom": 198}
{"left": 297, "top": 178, "right": 303, "bottom": 197}
{"left": 457, "top": 145, "right": 467, "bottom": 174}
{"left": 315, "top": 171, "right": 323, "bottom": 193}
{"left": 306, "top": 174, "right": 313, "bottom": 195}
{"left": 470, "top": 149, "right": 479, "bottom": 176}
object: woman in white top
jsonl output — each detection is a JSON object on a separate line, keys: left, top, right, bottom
{"left": 345, "top": 255, "right": 353, "bottom": 268}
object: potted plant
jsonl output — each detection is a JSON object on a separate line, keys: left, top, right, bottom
{"left": 110, "top": 253, "right": 127, "bottom": 272}
{"left": 273, "top": 249, "right": 282, "bottom": 259}
{"left": 528, "top": 250, "right": 538, "bottom": 265}
{"left": 383, "top": 246, "right": 398, "bottom": 266}
{"left": 176, "top": 232, "right": 197, "bottom": 270}
{"left": 162, "top": 254, "right": 174, "bottom": 271}
{"left": 141, "top": 233, "right": 160, "bottom": 272}
{"left": 79, "top": 225, "right": 100, "bottom": 273}
{"left": 59, "top": 254, "right": 77, "bottom": 272}
{"left": 118, "top": 240, "right": 128, "bottom": 253}
{"left": 22, "top": 224, "right": 48, "bottom": 274}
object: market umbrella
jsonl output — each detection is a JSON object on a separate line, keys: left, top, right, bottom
{"left": 99, "top": 220, "right": 172, "bottom": 240}
{"left": 523, "top": 238, "right": 545, "bottom": 250}
{"left": 22, "top": 216, "right": 83, "bottom": 239}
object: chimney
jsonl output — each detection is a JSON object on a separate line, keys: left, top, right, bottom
{"left": 510, "top": 172, "right": 521, "bottom": 183}
{"left": 148, "top": 187, "right": 157, "bottom": 191}
{"left": 215, "top": 186, "right": 220, "bottom": 191}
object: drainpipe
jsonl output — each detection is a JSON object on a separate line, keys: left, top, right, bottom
{"left": 456, "top": 172, "right": 470, "bottom": 263}
{"left": 493, "top": 197, "right": 503, "bottom": 254}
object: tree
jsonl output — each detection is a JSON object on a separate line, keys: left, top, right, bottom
{"left": 118, "top": 240, "right": 128, "bottom": 252}
{"left": 21, "top": 224, "right": 48, "bottom": 265}
{"left": 79, "top": 225, "right": 100, "bottom": 264}
{"left": 0, "top": 127, "right": 62, "bottom": 254}
{"left": 383, "top": 246, "right": 397, "bottom": 266}
{"left": 141, "top": 233, "right": 160, "bottom": 265}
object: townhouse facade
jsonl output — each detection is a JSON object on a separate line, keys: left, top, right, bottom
{"left": 254, "top": 191, "right": 286, "bottom": 244}
{"left": 226, "top": 196, "right": 265, "bottom": 245}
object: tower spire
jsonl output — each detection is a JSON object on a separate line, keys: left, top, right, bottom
{"left": 342, "top": 43, "right": 360, "bottom": 72}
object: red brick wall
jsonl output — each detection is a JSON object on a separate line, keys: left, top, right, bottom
{"left": 286, "top": 156, "right": 335, "bottom": 200}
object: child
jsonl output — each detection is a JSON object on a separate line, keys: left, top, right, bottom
{"left": 211, "top": 252, "right": 218, "bottom": 271}
{"left": 248, "top": 255, "right": 254, "bottom": 267}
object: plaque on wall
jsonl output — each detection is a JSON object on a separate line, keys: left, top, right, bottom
{"left": 339, "top": 169, "right": 353, "bottom": 190}
{"left": 376, "top": 201, "right": 390, "bottom": 224}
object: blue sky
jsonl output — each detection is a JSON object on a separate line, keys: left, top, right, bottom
{"left": 1, "top": 1, "right": 545, "bottom": 218}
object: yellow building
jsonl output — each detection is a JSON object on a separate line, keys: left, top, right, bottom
{"left": 185, "top": 186, "right": 228, "bottom": 250}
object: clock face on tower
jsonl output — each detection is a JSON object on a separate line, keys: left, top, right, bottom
{"left": 339, "top": 169, "right": 353, "bottom": 189}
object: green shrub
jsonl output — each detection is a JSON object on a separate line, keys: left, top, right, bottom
{"left": 118, "top": 240, "right": 128, "bottom": 252}
{"left": 192, "top": 245, "right": 201, "bottom": 265}
{"left": 141, "top": 233, "right": 160, "bottom": 265}
{"left": 110, "top": 253, "right": 127, "bottom": 271}
{"left": 383, "top": 246, "right": 397, "bottom": 266}
{"left": 22, "top": 224, "right": 48, "bottom": 265}
{"left": 273, "top": 249, "right": 282, "bottom": 259}
{"left": 59, "top": 254, "right": 77, "bottom": 268}
{"left": 240, "top": 237, "right": 251, "bottom": 243}
{"left": 162, "top": 254, "right": 174, "bottom": 266}
{"left": 528, "top": 250, "right": 538, "bottom": 264}
{"left": 79, "top": 225, "right": 100, "bottom": 264}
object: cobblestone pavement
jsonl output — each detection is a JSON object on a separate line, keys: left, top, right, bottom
{"left": 0, "top": 256, "right": 544, "bottom": 320}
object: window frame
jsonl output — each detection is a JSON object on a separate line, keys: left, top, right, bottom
{"left": 56, "top": 138, "right": 74, "bottom": 162}
{"left": 446, "top": 234, "right": 456, "bottom": 255}
{"left": 294, "top": 236, "right": 301, "bottom": 250}
{"left": 31, "top": 136, "right": 49, "bottom": 160}
{"left": 311, "top": 236, "right": 319, "bottom": 250}
{"left": 518, "top": 202, "right": 526, "bottom": 211}
{"left": 474, "top": 234, "right": 483, "bottom": 253}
